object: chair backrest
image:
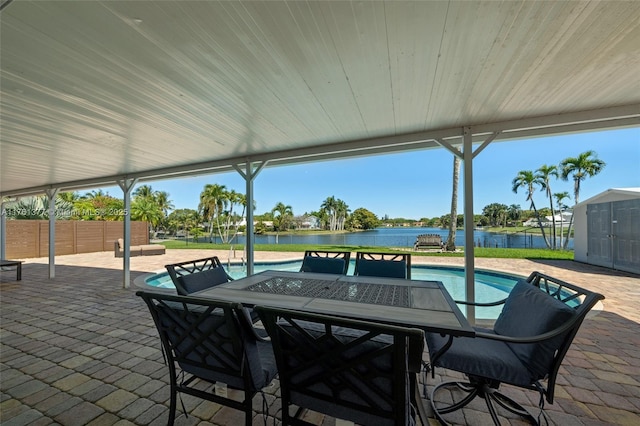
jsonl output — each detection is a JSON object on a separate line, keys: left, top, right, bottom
{"left": 493, "top": 272, "right": 604, "bottom": 402}
{"left": 136, "top": 291, "right": 270, "bottom": 390}
{"left": 300, "top": 250, "right": 351, "bottom": 274}
{"left": 165, "top": 256, "right": 232, "bottom": 295}
{"left": 255, "top": 305, "right": 424, "bottom": 426}
{"left": 354, "top": 252, "right": 411, "bottom": 279}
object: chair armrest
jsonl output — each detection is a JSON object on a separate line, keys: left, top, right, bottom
{"left": 475, "top": 318, "right": 579, "bottom": 344}
{"left": 454, "top": 297, "right": 508, "bottom": 307}
{"left": 238, "top": 307, "right": 270, "bottom": 342}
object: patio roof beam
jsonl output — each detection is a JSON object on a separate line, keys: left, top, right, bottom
{"left": 1, "top": 104, "right": 636, "bottom": 201}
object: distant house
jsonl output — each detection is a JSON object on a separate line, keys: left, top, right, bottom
{"left": 523, "top": 211, "right": 573, "bottom": 228}
{"left": 573, "top": 188, "right": 640, "bottom": 275}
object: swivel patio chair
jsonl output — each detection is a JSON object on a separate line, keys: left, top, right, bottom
{"left": 165, "top": 256, "right": 233, "bottom": 295}
{"left": 354, "top": 251, "right": 411, "bottom": 279}
{"left": 299, "top": 250, "right": 351, "bottom": 275}
{"left": 255, "top": 305, "right": 425, "bottom": 426}
{"left": 424, "top": 271, "right": 604, "bottom": 425}
{"left": 136, "top": 291, "right": 278, "bottom": 426}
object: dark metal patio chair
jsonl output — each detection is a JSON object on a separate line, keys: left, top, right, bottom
{"left": 255, "top": 305, "right": 425, "bottom": 426}
{"left": 299, "top": 250, "right": 351, "bottom": 275}
{"left": 136, "top": 291, "right": 278, "bottom": 426}
{"left": 424, "top": 271, "right": 604, "bottom": 425}
{"left": 165, "top": 256, "right": 233, "bottom": 295}
{"left": 354, "top": 251, "right": 411, "bottom": 279}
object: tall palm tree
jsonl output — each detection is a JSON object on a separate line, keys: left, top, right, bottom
{"left": 154, "top": 190, "right": 174, "bottom": 233}
{"left": 271, "top": 202, "right": 293, "bottom": 243}
{"left": 553, "top": 191, "right": 571, "bottom": 249}
{"left": 445, "top": 155, "right": 460, "bottom": 251}
{"left": 199, "top": 184, "right": 228, "bottom": 243}
{"left": 321, "top": 196, "right": 338, "bottom": 231}
{"left": 334, "top": 199, "right": 350, "bottom": 231}
{"left": 560, "top": 150, "right": 606, "bottom": 249}
{"left": 535, "top": 165, "right": 559, "bottom": 249}
{"left": 154, "top": 191, "right": 174, "bottom": 216}
{"left": 512, "top": 170, "right": 550, "bottom": 248}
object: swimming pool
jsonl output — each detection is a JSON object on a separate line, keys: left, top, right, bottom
{"left": 139, "top": 259, "right": 522, "bottom": 319}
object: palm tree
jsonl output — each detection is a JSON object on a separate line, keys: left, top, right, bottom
{"left": 512, "top": 170, "right": 550, "bottom": 248}
{"left": 321, "top": 196, "right": 338, "bottom": 231}
{"left": 199, "top": 184, "right": 228, "bottom": 243}
{"left": 130, "top": 198, "right": 163, "bottom": 235}
{"left": 271, "top": 202, "right": 293, "bottom": 243}
{"left": 334, "top": 199, "right": 350, "bottom": 231}
{"left": 507, "top": 204, "right": 522, "bottom": 225}
{"left": 535, "top": 165, "right": 559, "bottom": 249}
{"left": 445, "top": 155, "right": 460, "bottom": 251}
{"left": 58, "top": 191, "right": 80, "bottom": 203}
{"left": 221, "top": 190, "right": 244, "bottom": 243}
{"left": 553, "top": 191, "right": 571, "bottom": 249}
{"left": 482, "top": 203, "right": 508, "bottom": 227}
{"left": 85, "top": 189, "right": 107, "bottom": 199}
{"left": 133, "top": 185, "right": 154, "bottom": 199}
{"left": 154, "top": 191, "right": 174, "bottom": 216}
{"left": 152, "top": 190, "right": 174, "bottom": 233}
{"left": 560, "top": 150, "right": 606, "bottom": 249}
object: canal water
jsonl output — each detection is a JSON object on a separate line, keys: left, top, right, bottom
{"left": 215, "top": 227, "right": 573, "bottom": 249}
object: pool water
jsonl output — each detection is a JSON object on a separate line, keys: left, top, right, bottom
{"left": 143, "top": 260, "right": 521, "bottom": 319}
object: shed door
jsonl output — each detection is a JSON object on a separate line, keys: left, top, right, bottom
{"left": 587, "top": 199, "right": 640, "bottom": 274}
{"left": 612, "top": 198, "right": 640, "bottom": 274}
{"left": 587, "top": 202, "right": 612, "bottom": 268}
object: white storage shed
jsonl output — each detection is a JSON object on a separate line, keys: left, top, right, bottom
{"left": 574, "top": 188, "right": 640, "bottom": 275}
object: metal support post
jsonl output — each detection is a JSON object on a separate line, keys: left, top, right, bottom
{"left": 234, "top": 160, "right": 266, "bottom": 276}
{"left": 118, "top": 178, "right": 137, "bottom": 288}
{"left": 46, "top": 188, "right": 59, "bottom": 279}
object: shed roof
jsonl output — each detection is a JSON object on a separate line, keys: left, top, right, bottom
{"left": 575, "top": 188, "right": 640, "bottom": 207}
{"left": 1, "top": 1, "right": 639, "bottom": 197}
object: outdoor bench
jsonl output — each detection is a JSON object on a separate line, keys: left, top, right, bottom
{"left": 0, "top": 259, "right": 23, "bottom": 281}
{"left": 413, "top": 234, "right": 444, "bottom": 251}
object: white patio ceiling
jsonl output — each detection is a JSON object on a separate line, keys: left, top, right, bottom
{"left": 1, "top": 0, "right": 639, "bottom": 197}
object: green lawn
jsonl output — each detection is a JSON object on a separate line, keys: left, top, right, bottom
{"left": 158, "top": 240, "right": 574, "bottom": 260}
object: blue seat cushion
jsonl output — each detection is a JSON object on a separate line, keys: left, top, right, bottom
{"left": 300, "top": 256, "right": 346, "bottom": 274}
{"left": 357, "top": 259, "right": 407, "bottom": 279}
{"left": 176, "top": 267, "right": 229, "bottom": 295}
{"left": 426, "top": 328, "right": 534, "bottom": 387}
{"left": 493, "top": 280, "right": 576, "bottom": 380}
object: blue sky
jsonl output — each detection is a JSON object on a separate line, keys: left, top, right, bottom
{"left": 93, "top": 127, "right": 639, "bottom": 220}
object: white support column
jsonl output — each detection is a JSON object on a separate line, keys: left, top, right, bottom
{"left": 234, "top": 160, "right": 266, "bottom": 276}
{"left": 46, "top": 188, "right": 59, "bottom": 279}
{"left": 117, "top": 178, "right": 137, "bottom": 288}
{"left": 462, "top": 128, "right": 476, "bottom": 324}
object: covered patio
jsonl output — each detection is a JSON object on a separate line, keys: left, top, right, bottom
{"left": 1, "top": 251, "right": 639, "bottom": 425}
{"left": 2, "top": 1, "right": 640, "bottom": 424}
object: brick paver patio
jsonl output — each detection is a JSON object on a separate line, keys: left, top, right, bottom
{"left": 1, "top": 249, "right": 639, "bottom": 425}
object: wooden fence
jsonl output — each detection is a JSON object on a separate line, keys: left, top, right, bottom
{"left": 4, "top": 220, "right": 150, "bottom": 258}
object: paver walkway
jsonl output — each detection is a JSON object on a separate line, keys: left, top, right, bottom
{"left": 1, "top": 249, "right": 639, "bottom": 425}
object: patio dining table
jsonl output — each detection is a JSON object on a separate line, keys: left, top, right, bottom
{"left": 194, "top": 270, "right": 474, "bottom": 423}
{"left": 194, "top": 270, "right": 474, "bottom": 336}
